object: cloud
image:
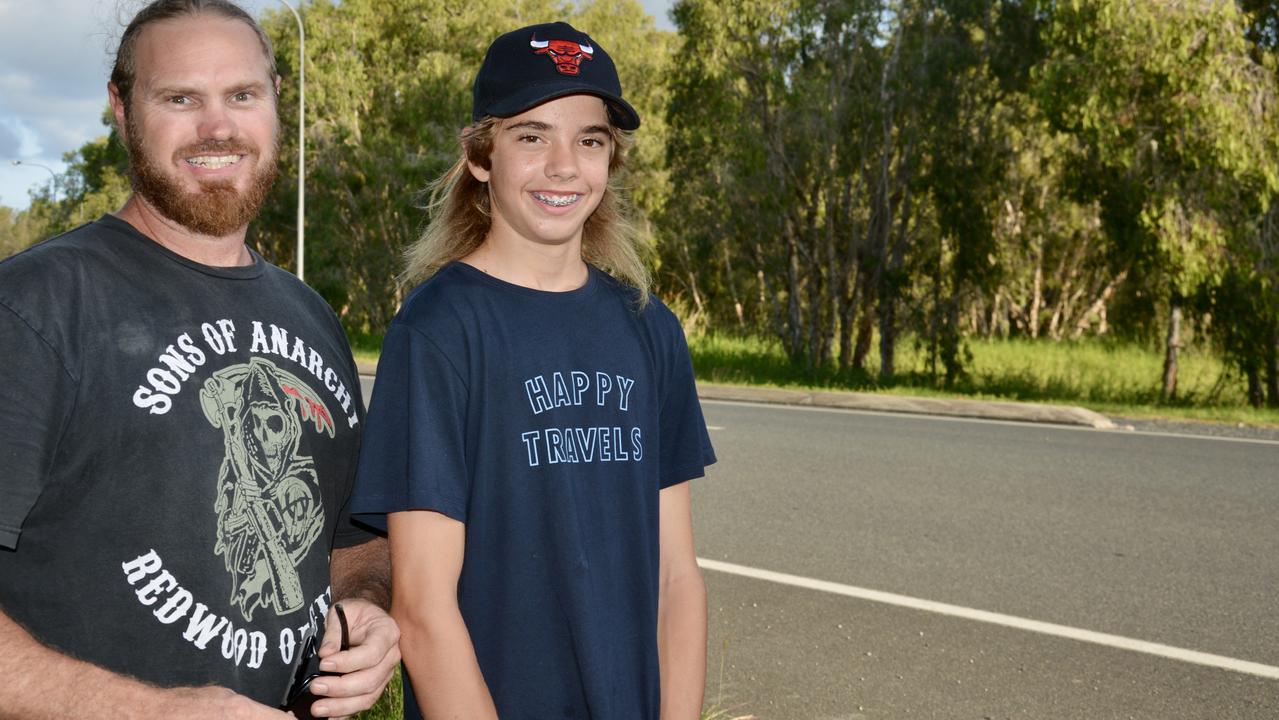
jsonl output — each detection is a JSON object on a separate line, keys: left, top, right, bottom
{"left": 0, "top": 1, "right": 123, "bottom": 159}
{"left": 0, "top": 117, "right": 22, "bottom": 158}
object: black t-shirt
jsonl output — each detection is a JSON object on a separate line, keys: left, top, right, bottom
{"left": 0, "top": 215, "right": 368, "bottom": 704}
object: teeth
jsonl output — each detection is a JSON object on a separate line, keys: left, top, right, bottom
{"left": 532, "top": 192, "right": 580, "bottom": 207}
{"left": 186, "top": 154, "right": 241, "bottom": 169}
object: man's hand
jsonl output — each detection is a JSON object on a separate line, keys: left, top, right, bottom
{"left": 301, "top": 599, "right": 401, "bottom": 719}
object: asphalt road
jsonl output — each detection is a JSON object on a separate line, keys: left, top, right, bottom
{"left": 357, "top": 375, "right": 1278, "bottom": 718}
{"left": 695, "top": 400, "right": 1278, "bottom": 719}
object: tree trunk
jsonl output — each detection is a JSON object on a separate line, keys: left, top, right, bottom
{"left": 1029, "top": 238, "right": 1043, "bottom": 338}
{"left": 942, "top": 298, "right": 962, "bottom": 388}
{"left": 1247, "top": 366, "right": 1263, "bottom": 409}
{"left": 721, "top": 243, "right": 744, "bottom": 330}
{"left": 852, "top": 267, "right": 875, "bottom": 371}
{"left": 1266, "top": 323, "right": 1278, "bottom": 408}
{"left": 1161, "top": 303, "right": 1182, "bottom": 401}
{"left": 785, "top": 221, "right": 803, "bottom": 363}
{"left": 879, "top": 298, "right": 896, "bottom": 380}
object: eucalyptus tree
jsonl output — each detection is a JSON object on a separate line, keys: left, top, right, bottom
{"left": 664, "top": 0, "right": 932, "bottom": 375}
{"left": 1036, "top": 0, "right": 1278, "bottom": 400}
{"left": 256, "top": 0, "right": 671, "bottom": 335}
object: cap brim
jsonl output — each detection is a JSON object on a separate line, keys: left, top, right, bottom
{"left": 483, "top": 82, "right": 641, "bottom": 130}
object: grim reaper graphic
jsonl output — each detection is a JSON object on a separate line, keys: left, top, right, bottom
{"left": 199, "top": 358, "right": 335, "bottom": 621}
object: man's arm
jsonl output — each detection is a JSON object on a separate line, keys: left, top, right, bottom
{"left": 657, "top": 482, "right": 708, "bottom": 720}
{"left": 305, "top": 537, "right": 401, "bottom": 718}
{"left": 388, "top": 510, "right": 499, "bottom": 719}
{"left": 332, "top": 536, "right": 392, "bottom": 610}
{"left": 0, "top": 607, "right": 288, "bottom": 720}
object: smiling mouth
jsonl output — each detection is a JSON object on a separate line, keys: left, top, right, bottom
{"left": 185, "top": 154, "right": 244, "bottom": 170}
{"left": 531, "top": 191, "right": 581, "bottom": 208}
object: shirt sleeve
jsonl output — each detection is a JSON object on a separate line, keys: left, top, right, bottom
{"left": 332, "top": 488, "right": 379, "bottom": 548}
{"left": 0, "top": 301, "right": 77, "bottom": 549}
{"left": 332, "top": 328, "right": 376, "bottom": 548}
{"left": 658, "top": 318, "right": 717, "bottom": 489}
{"left": 349, "top": 321, "right": 470, "bottom": 529}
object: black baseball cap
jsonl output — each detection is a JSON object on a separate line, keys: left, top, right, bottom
{"left": 472, "top": 22, "right": 641, "bottom": 130}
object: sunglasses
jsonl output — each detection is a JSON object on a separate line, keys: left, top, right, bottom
{"left": 280, "top": 603, "right": 349, "bottom": 718}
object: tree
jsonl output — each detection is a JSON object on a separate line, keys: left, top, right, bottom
{"left": 254, "top": 0, "right": 670, "bottom": 335}
{"left": 1037, "top": 0, "right": 1279, "bottom": 399}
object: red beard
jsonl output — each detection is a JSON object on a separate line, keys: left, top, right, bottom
{"left": 124, "top": 111, "right": 280, "bottom": 237}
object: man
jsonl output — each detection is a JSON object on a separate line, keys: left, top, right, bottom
{"left": 0, "top": 2, "right": 398, "bottom": 717}
{"left": 351, "top": 22, "right": 715, "bottom": 720}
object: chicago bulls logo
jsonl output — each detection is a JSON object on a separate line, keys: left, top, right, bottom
{"left": 530, "top": 35, "right": 594, "bottom": 75}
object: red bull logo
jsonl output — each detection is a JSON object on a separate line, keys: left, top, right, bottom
{"left": 530, "top": 35, "right": 594, "bottom": 76}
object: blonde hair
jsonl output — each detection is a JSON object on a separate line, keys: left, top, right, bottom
{"left": 401, "top": 115, "right": 651, "bottom": 306}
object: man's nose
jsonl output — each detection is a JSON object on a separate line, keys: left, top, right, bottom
{"left": 196, "top": 102, "right": 236, "bottom": 142}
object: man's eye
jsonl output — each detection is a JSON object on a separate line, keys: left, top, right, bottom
{"left": 518, "top": 134, "right": 541, "bottom": 143}
{"left": 233, "top": 92, "right": 251, "bottom": 102}
{"left": 582, "top": 137, "right": 605, "bottom": 148}
{"left": 169, "top": 96, "right": 190, "bottom": 105}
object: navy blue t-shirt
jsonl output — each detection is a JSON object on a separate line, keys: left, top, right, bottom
{"left": 350, "top": 262, "right": 716, "bottom": 719}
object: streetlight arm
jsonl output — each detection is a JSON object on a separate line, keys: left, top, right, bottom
{"left": 10, "top": 160, "right": 60, "bottom": 204}
{"left": 10, "top": 160, "right": 58, "bottom": 181}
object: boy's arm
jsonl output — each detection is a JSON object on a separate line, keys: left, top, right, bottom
{"left": 657, "top": 482, "right": 708, "bottom": 720}
{"left": 388, "top": 510, "right": 499, "bottom": 719}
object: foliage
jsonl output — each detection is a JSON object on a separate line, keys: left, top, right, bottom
{"left": 5, "top": 0, "right": 1279, "bottom": 408}
{"left": 252, "top": 0, "right": 672, "bottom": 335}
{"left": 1035, "top": 0, "right": 1279, "bottom": 399}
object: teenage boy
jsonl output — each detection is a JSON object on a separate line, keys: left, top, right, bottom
{"left": 0, "top": 2, "right": 398, "bottom": 717}
{"left": 350, "top": 21, "right": 716, "bottom": 720}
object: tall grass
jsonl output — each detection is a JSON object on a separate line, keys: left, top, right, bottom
{"left": 689, "top": 333, "right": 1279, "bottom": 425}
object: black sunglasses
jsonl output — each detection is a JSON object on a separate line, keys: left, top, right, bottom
{"left": 280, "top": 603, "right": 349, "bottom": 718}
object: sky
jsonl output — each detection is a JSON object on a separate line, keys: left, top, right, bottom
{"left": 0, "top": 0, "right": 675, "bottom": 210}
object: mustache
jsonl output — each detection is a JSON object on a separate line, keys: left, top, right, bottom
{"left": 174, "top": 140, "right": 258, "bottom": 158}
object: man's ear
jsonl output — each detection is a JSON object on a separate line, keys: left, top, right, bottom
{"left": 108, "top": 82, "right": 128, "bottom": 143}
{"left": 274, "top": 74, "right": 282, "bottom": 97}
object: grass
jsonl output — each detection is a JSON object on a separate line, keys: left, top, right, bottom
{"left": 348, "top": 328, "right": 1279, "bottom": 426}
{"left": 687, "top": 333, "right": 1279, "bottom": 427}
{"left": 349, "top": 330, "right": 385, "bottom": 366}
{"left": 353, "top": 668, "right": 402, "bottom": 719}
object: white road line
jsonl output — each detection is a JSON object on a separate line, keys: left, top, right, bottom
{"left": 700, "top": 399, "right": 1279, "bottom": 447}
{"left": 706, "top": 425, "right": 725, "bottom": 431}
{"left": 697, "top": 557, "right": 1279, "bottom": 681}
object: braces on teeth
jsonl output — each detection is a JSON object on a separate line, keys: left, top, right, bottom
{"left": 535, "top": 193, "right": 578, "bottom": 207}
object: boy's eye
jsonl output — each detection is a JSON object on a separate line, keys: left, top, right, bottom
{"left": 518, "top": 134, "right": 542, "bottom": 143}
{"left": 582, "top": 137, "right": 606, "bottom": 148}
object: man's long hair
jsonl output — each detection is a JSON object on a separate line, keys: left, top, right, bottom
{"left": 401, "top": 117, "right": 651, "bottom": 305}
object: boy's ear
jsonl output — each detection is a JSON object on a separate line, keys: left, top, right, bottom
{"left": 466, "top": 159, "right": 491, "bottom": 184}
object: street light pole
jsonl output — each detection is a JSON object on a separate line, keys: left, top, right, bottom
{"left": 10, "top": 160, "right": 58, "bottom": 202}
{"left": 279, "top": 0, "right": 306, "bottom": 282}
